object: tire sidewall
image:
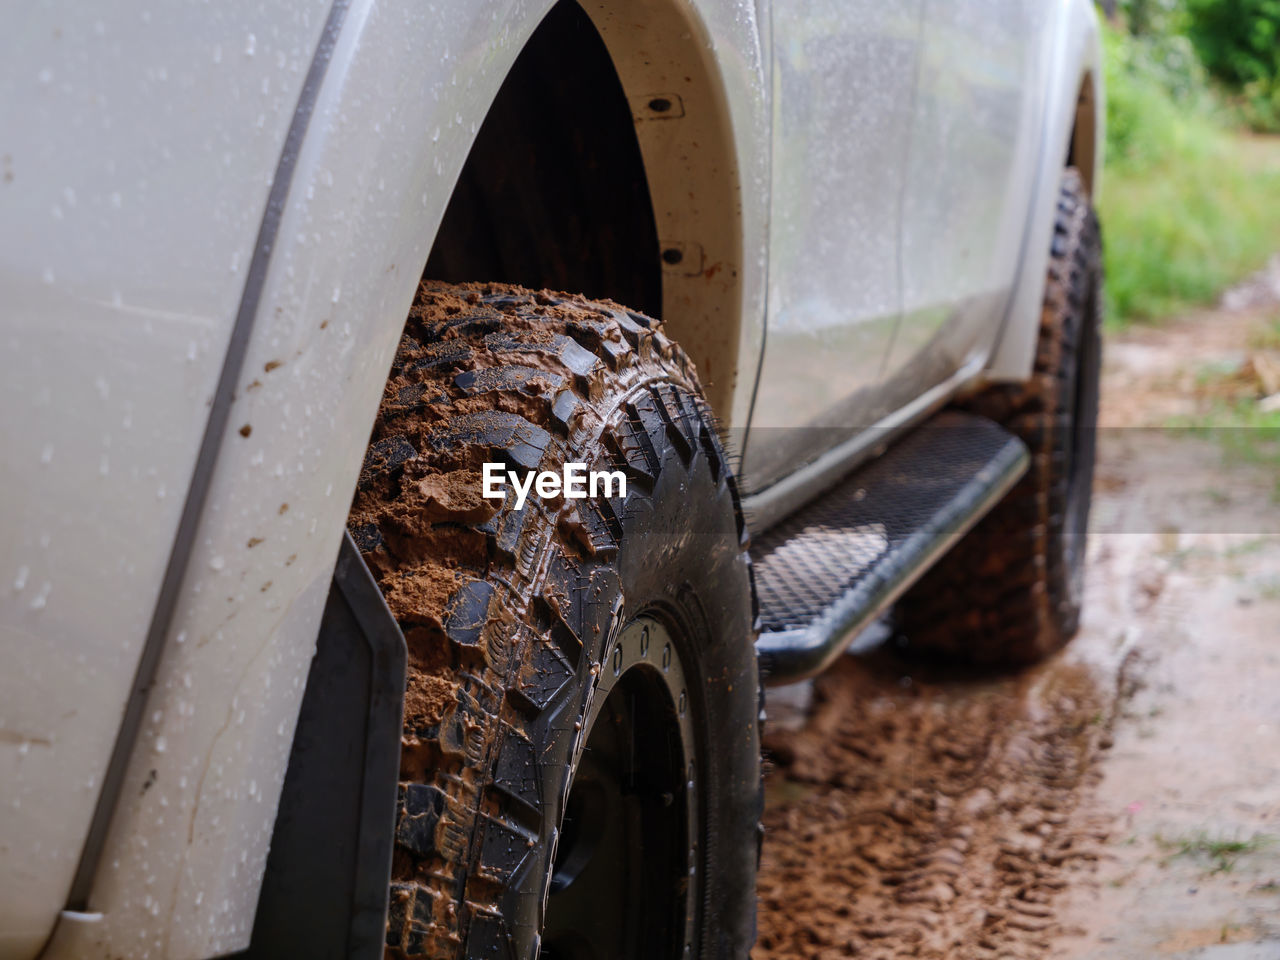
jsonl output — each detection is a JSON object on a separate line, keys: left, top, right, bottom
{"left": 612, "top": 404, "right": 760, "bottom": 959}
{"left": 511, "top": 380, "right": 760, "bottom": 960}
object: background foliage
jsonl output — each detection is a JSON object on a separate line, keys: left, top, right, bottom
{"left": 1185, "top": 0, "right": 1280, "bottom": 130}
{"left": 1100, "top": 0, "right": 1280, "bottom": 325}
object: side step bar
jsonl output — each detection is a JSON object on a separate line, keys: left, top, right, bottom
{"left": 751, "top": 412, "right": 1029, "bottom": 685}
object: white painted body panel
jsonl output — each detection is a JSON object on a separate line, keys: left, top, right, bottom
{"left": 0, "top": 0, "right": 1097, "bottom": 955}
{"left": 0, "top": 3, "right": 330, "bottom": 955}
{"left": 885, "top": 0, "right": 1052, "bottom": 397}
{"left": 744, "top": 0, "right": 1100, "bottom": 487}
{"left": 743, "top": 0, "right": 921, "bottom": 489}
{"left": 984, "top": 0, "right": 1103, "bottom": 382}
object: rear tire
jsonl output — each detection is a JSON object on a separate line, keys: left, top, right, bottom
{"left": 898, "top": 168, "right": 1103, "bottom": 664}
{"left": 349, "top": 283, "right": 761, "bottom": 959}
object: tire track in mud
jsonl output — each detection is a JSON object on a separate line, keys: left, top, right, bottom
{"left": 755, "top": 651, "right": 1121, "bottom": 959}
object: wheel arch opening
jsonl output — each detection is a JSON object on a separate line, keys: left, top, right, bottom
{"left": 422, "top": 0, "right": 745, "bottom": 419}
{"left": 1066, "top": 68, "right": 1098, "bottom": 197}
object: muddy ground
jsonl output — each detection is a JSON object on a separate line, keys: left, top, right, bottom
{"left": 755, "top": 264, "right": 1280, "bottom": 959}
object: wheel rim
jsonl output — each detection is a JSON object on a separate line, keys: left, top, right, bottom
{"left": 541, "top": 616, "right": 700, "bottom": 960}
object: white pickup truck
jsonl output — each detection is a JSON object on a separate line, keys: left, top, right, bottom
{"left": 0, "top": 1, "right": 1103, "bottom": 957}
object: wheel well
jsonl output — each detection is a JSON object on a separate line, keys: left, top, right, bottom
{"left": 423, "top": 0, "right": 746, "bottom": 420}
{"left": 1066, "top": 70, "right": 1098, "bottom": 197}
{"left": 423, "top": 1, "right": 663, "bottom": 319}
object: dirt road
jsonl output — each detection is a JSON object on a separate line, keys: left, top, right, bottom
{"left": 754, "top": 267, "right": 1280, "bottom": 959}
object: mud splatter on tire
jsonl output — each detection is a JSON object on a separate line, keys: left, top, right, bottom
{"left": 349, "top": 282, "right": 760, "bottom": 959}
{"left": 898, "top": 168, "right": 1104, "bottom": 664}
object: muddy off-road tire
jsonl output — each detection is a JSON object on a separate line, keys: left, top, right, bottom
{"left": 898, "top": 168, "right": 1102, "bottom": 664}
{"left": 349, "top": 283, "right": 761, "bottom": 960}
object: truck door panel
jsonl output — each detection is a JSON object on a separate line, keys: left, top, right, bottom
{"left": 742, "top": 0, "right": 923, "bottom": 492}
{"left": 882, "top": 0, "right": 1047, "bottom": 397}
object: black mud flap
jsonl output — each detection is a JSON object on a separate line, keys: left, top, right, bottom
{"left": 237, "top": 532, "right": 406, "bottom": 960}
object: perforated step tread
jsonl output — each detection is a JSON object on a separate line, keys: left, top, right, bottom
{"left": 751, "top": 412, "right": 1028, "bottom": 682}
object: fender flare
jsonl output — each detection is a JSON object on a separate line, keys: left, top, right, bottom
{"left": 984, "top": 0, "right": 1103, "bottom": 384}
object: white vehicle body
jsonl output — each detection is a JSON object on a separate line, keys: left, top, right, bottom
{"left": 0, "top": 0, "right": 1100, "bottom": 956}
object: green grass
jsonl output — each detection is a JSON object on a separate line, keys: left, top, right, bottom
{"left": 1223, "top": 536, "right": 1270, "bottom": 556}
{"left": 1249, "top": 315, "right": 1280, "bottom": 349}
{"left": 1100, "top": 24, "right": 1280, "bottom": 327}
{"left": 1156, "top": 831, "right": 1275, "bottom": 873}
{"left": 1165, "top": 324, "right": 1280, "bottom": 498}
{"left": 1200, "top": 400, "right": 1280, "bottom": 464}
{"left": 1171, "top": 396, "right": 1280, "bottom": 499}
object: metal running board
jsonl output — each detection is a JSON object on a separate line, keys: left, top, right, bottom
{"left": 752, "top": 412, "right": 1029, "bottom": 685}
